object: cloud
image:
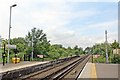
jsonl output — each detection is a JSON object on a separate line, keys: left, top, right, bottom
{"left": 56, "top": 31, "right": 118, "bottom": 49}
{"left": 87, "top": 20, "right": 118, "bottom": 29}
{"left": 67, "top": 0, "right": 119, "bottom": 2}
{"left": 75, "top": 20, "right": 118, "bottom": 35}
{"left": 0, "top": 0, "right": 118, "bottom": 49}
{"left": 51, "top": 20, "right": 118, "bottom": 49}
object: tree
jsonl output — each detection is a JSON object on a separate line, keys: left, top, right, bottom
{"left": 84, "top": 47, "right": 92, "bottom": 54}
{"left": 25, "top": 27, "right": 50, "bottom": 58}
{"left": 73, "top": 45, "right": 84, "bottom": 56}
{"left": 111, "top": 40, "right": 119, "bottom": 49}
{"left": 111, "top": 40, "right": 119, "bottom": 53}
{"left": 111, "top": 40, "right": 119, "bottom": 54}
{"left": 91, "top": 43, "right": 112, "bottom": 57}
{"left": 74, "top": 45, "right": 78, "bottom": 50}
{"left": 66, "top": 47, "right": 74, "bottom": 56}
{"left": 48, "top": 45, "right": 61, "bottom": 60}
{"left": 110, "top": 40, "right": 120, "bottom": 63}
{"left": 78, "top": 47, "right": 84, "bottom": 55}
{"left": 111, "top": 54, "right": 120, "bottom": 64}
{"left": 11, "top": 37, "right": 26, "bottom": 53}
{"left": 25, "top": 27, "right": 47, "bottom": 47}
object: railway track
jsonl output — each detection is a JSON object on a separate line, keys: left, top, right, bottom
{"left": 21, "top": 55, "right": 90, "bottom": 80}
{"left": 2, "top": 56, "right": 78, "bottom": 79}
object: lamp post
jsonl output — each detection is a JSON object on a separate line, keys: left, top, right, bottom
{"left": 105, "top": 30, "right": 109, "bottom": 63}
{"left": 8, "top": 4, "right": 17, "bottom": 63}
{"left": 31, "top": 33, "right": 34, "bottom": 61}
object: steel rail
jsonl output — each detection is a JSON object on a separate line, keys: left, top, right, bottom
{"left": 41, "top": 55, "right": 89, "bottom": 80}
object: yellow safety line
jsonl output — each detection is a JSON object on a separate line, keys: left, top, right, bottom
{"left": 91, "top": 63, "right": 97, "bottom": 80}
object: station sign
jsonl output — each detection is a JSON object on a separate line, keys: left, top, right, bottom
{"left": 6, "top": 44, "right": 16, "bottom": 49}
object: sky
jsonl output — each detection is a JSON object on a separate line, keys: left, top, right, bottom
{"left": 0, "top": 0, "right": 119, "bottom": 48}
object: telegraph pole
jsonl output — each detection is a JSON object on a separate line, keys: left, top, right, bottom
{"left": 105, "top": 30, "right": 109, "bottom": 63}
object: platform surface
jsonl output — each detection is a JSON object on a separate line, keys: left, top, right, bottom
{"left": 78, "top": 62, "right": 119, "bottom": 79}
{"left": 0, "top": 61, "right": 49, "bottom": 73}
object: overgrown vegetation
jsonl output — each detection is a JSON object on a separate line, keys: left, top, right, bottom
{"left": 111, "top": 54, "right": 120, "bottom": 64}
{"left": 85, "top": 40, "right": 120, "bottom": 63}
{"left": 1, "top": 28, "right": 84, "bottom": 62}
{"left": 1, "top": 27, "right": 120, "bottom": 64}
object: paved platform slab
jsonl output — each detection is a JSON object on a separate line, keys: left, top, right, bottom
{"left": 78, "top": 62, "right": 119, "bottom": 79}
{"left": 78, "top": 62, "right": 96, "bottom": 78}
{"left": 96, "top": 63, "right": 118, "bottom": 78}
{"left": 0, "top": 61, "right": 49, "bottom": 73}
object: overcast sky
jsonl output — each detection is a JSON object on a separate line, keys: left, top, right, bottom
{"left": 0, "top": 0, "right": 119, "bottom": 48}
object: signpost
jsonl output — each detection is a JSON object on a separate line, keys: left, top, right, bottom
{"left": 6, "top": 44, "right": 16, "bottom": 63}
{"left": 6, "top": 44, "right": 16, "bottom": 49}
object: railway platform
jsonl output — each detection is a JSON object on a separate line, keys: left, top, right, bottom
{"left": 78, "top": 62, "right": 119, "bottom": 80}
{"left": 0, "top": 61, "right": 49, "bottom": 73}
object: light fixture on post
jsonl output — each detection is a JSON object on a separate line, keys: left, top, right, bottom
{"left": 8, "top": 4, "right": 17, "bottom": 63}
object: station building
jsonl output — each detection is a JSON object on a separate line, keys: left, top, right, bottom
{"left": 113, "top": 49, "right": 120, "bottom": 55}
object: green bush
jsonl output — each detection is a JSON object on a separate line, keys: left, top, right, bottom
{"left": 111, "top": 54, "right": 120, "bottom": 64}
{"left": 93, "top": 55, "right": 106, "bottom": 63}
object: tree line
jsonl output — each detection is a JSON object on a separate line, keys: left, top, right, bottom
{"left": 1, "top": 27, "right": 120, "bottom": 63}
{"left": 84, "top": 40, "right": 120, "bottom": 63}
{"left": 1, "top": 28, "right": 84, "bottom": 61}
